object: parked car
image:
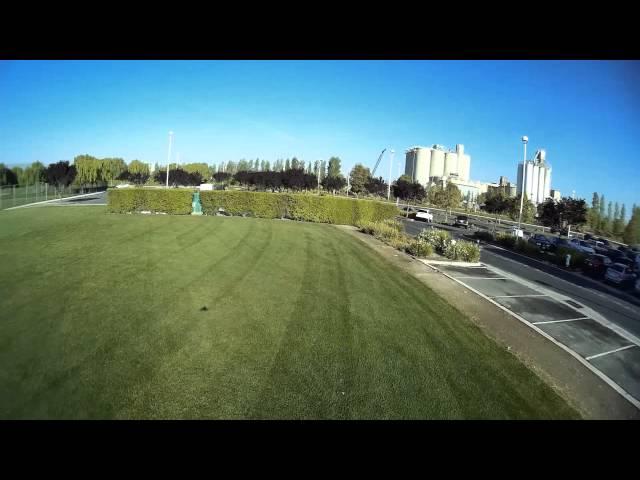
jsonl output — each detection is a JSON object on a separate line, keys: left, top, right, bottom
{"left": 415, "top": 209, "right": 433, "bottom": 223}
{"left": 584, "top": 254, "right": 613, "bottom": 278}
{"left": 528, "top": 233, "right": 554, "bottom": 251}
{"left": 604, "top": 263, "right": 637, "bottom": 287}
{"left": 510, "top": 226, "right": 524, "bottom": 238}
{"left": 569, "top": 238, "right": 596, "bottom": 255}
{"left": 584, "top": 233, "right": 594, "bottom": 241}
{"left": 596, "top": 238, "right": 611, "bottom": 247}
{"left": 454, "top": 215, "right": 469, "bottom": 229}
{"left": 635, "top": 277, "right": 640, "bottom": 295}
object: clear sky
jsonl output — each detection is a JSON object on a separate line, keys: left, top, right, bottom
{"left": 1, "top": 60, "right": 639, "bottom": 214}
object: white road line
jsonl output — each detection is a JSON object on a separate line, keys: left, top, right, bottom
{"left": 491, "top": 294, "right": 549, "bottom": 298}
{"left": 586, "top": 345, "right": 638, "bottom": 361}
{"left": 454, "top": 276, "right": 508, "bottom": 280}
{"left": 432, "top": 266, "right": 640, "bottom": 411}
{"left": 532, "top": 318, "right": 590, "bottom": 325}
{"left": 3, "top": 191, "right": 105, "bottom": 210}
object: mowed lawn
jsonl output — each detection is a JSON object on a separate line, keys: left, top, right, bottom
{"left": 0, "top": 206, "right": 579, "bottom": 419}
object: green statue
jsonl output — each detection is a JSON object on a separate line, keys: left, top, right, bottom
{"left": 192, "top": 191, "right": 203, "bottom": 216}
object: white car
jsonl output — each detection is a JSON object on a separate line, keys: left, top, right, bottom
{"left": 510, "top": 227, "right": 524, "bottom": 238}
{"left": 569, "top": 239, "right": 595, "bottom": 255}
{"left": 604, "top": 263, "right": 637, "bottom": 287}
{"left": 415, "top": 209, "right": 433, "bottom": 223}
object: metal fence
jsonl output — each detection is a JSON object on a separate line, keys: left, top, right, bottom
{"left": 0, "top": 183, "right": 107, "bottom": 210}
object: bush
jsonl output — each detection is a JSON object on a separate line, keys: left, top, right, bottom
{"left": 406, "top": 239, "right": 434, "bottom": 257}
{"left": 495, "top": 232, "right": 516, "bottom": 249}
{"left": 387, "top": 235, "right": 412, "bottom": 252}
{"left": 444, "top": 240, "right": 481, "bottom": 262}
{"left": 199, "top": 191, "right": 397, "bottom": 226}
{"left": 555, "top": 247, "right": 586, "bottom": 268}
{"left": 107, "top": 188, "right": 193, "bottom": 214}
{"left": 473, "top": 231, "right": 495, "bottom": 242}
{"left": 417, "top": 228, "right": 451, "bottom": 254}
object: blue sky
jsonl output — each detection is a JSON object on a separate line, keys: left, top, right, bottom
{"left": 1, "top": 60, "right": 639, "bottom": 214}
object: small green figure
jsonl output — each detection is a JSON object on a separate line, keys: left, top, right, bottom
{"left": 192, "top": 191, "right": 203, "bottom": 216}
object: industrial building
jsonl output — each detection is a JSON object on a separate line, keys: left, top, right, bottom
{"left": 404, "top": 144, "right": 471, "bottom": 184}
{"left": 516, "top": 149, "right": 552, "bottom": 205}
{"left": 487, "top": 176, "right": 517, "bottom": 198}
{"left": 550, "top": 189, "right": 561, "bottom": 201}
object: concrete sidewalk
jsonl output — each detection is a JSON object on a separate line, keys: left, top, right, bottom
{"left": 338, "top": 225, "right": 640, "bottom": 420}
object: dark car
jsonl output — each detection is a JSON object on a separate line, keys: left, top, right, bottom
{"left": 607, "top": 248, "right": 627, "bottom": 262}
{"left": 595, "top": 238, "right": 611, "bottom": 247}
{"left": 584, "top": 233, "right": 594, "bottom": 241}
{"left": 454, "top": 215, "right": 469, "bottom": 229}
{"left": 528, "top": 233, "right": 553, "bottom": 251}
{"left": 584, "top": 254, "right": 613, "bottom": 278}
{"left": 612, "top": 257, "right": 635, "bottom": 270}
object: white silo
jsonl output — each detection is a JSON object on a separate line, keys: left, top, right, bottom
{"left": 430, "top": 147, "right": 445, "bottom": 178}
{"left": 531, "top": 164, "right": 540, "bottom": 203}
{"left": 525, "top": 162, "right": 534, "bottom": 200}
{"left": 543, "top": 167, "right": 552, "bottom": 201}
{"left": 404, "top": 149, "right": 415, "bottom": 179}
{"left": 459, "top": 153, "right": 471, "bottom": 181}
{"left": 415, "top": 147, "right": 431, "bottom": 186}
{"left": 537, "top": 167, "right": 546, "bottom": 204}
{"left": 444, "top": 151, "right": 458, "bottom": 177}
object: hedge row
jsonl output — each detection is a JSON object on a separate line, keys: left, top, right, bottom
{"left": 107, "top": 189, "right": 193, "bottom": 215}
{"left": 107, "top": 189, "right": 397, "bottom": 225}
{"left": 199, "top": 191, "right": 397, "bottom": 225}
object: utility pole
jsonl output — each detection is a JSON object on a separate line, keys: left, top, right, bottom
{"left": 387, "top": 149, "right": 394, "bottom": 201}
{"left": 166, "top": 131, "right": 174, "bottom": 188}
{"left": 518, "top": 136, "right": 528, "bottom": 228}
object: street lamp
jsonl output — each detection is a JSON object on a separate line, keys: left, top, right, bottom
{"left": 518, "top": 136, "right": 528, "bottom": 228}
{"left": 387, "top": 149, "right": 394, "bottom": 201}
{"left": 166, "top": 131, "right": 174, "bottom": 188}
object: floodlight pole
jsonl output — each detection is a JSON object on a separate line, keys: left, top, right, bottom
{"left": 387, "top": 149, "right": 394, "bottom": 201}
{"left": 166, "top": 131, "right": 174, "bottom": 188}
{"left": 518, "top": 136, "right": 528, "bottom": 228}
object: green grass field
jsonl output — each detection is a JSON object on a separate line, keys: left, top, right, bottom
{"left": 0, "top": 206, "right": 579, "bottom": 419}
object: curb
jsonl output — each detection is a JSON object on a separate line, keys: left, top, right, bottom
{"left": 419, "top": 260, "right": 482, "bottom": 267}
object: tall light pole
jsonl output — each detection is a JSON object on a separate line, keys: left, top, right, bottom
{"left": 387, "top": 149, "right": 394, "bottom": 201}
{"left": 166, "top": 131, "right": 174, "bottom": 188}
{"left": 518, "top": 136, "right": 528, "bottom": 228}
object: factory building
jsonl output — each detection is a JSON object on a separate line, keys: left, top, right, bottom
{"left": 404, "top": 144, "right": 471, "bottom": 184}
{"left": 516, "top": 149, "right": 552, "bottom": 205}
{"left": 487, "top": 176, "right": 517, "bottom": 198}
{"left": 550, "top": 189, "right": 561, "bottom": 201}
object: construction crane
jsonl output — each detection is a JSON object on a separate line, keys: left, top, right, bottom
{"left": 371, "top": 148, "right": 386, "bottom": 177}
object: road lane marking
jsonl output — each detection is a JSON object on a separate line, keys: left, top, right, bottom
{"left": 586, "top": 345, "right": 638, "bottom": 361}
{"left": 431, "top": 265, "right": 640, "bottom": 410}
{"left": 454, "top": 277, "right": 508, "bottom": 280}
{"left": 491, "top": 294, "right": 549, "bottom": 298}
{"left": 532, "top": 318, "right": 590, "bottom": 325}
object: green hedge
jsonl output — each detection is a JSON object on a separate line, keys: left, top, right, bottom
{"left": 199, "top": 191, "right": 397, "bottom": 226}
{"left": 107, "top": 188, "right": 193, "bottom": 215}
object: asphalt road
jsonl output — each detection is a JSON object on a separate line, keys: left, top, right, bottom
{"left": 402, "top": 218, "right": 640, "bottom": 339}
{"left": 45, "top": 191, "right": 107, "bottom": 205}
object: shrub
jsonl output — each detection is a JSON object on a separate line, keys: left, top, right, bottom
{"left": 387, "top": 235, "right": 412, "bottom": 252}
{"left": 495, "top": 232, "right": 516, "bottom": 249}
{"left": 406, "top": 239, "right": 434, "bottom": 257}
{"left": 107, "top": 188, "right": 193, "bottom": 214}
{"left": 417, "top": 228, "right": 451, "bottom": 254}
{"left": 473, "top": 231, "right": 494, "bottom": 242}
{"left": 199, "top": 191, "right": 397, "bottom": 226}
{"left": 444, "top": 240, "right": 481, "bottom": 262}
{"left": 555, "top": 247, "right": 586, "bottom": 268}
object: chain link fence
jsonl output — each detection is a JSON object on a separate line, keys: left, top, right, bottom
{"left": 1, "top": 183, "right": 107, "bottom": 210}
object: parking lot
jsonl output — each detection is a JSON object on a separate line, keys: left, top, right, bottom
{"left": 423, "top": 260, "right": 640, "bottom": 409}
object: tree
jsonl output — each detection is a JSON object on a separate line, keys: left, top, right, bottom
{"left": 321, "top": 175, "right": 346, "bottom": 194}
{"left": 429, "top": 183, "right": 462, "bottom": 209}
{"left": 623, "top": 206, "right": 640, "bottom": 245}
{"left": 128, "top": 160, "right": 150, "bottom": 176}
{"left": 0, "top": 164, "right": 18, "bottom": 186}
{"left": 349, "top": 164, "right": 371, "bottom": 196}
{"left": 285, "top": 159, "right": 291, "bottom": 171}
{"left": 182, "top": 163, "right": 210, "bottom": 181}
{"left": 12, "top": 166, "right": 25, "bottom": 185}
{"left": 100, "top": 158, "right": 126, "bottom": 185}
{"left": 612, "top": 202, "right": 624, "bottom": 237}
{"left": 507, "top": 194, "right": 535, "bottom": 223}
{"left": 74, "top": 155, "right": 101, "bottom": 186}
{"left": 327, "top": 157, "right": 342, "bottom": 178}
{"left": 393, "top": 178, "right": 426, "bottom": 202}
{"left": 213, "top": 171, "right": 232, "bottom": 184}
{"left": 265, "top": 161, "right": 270, "bottom": 172}
{"left": 154, "top": 168, "right": 200, "bottom": 187}
{"left": 483, "top": 190, "right": 510, "bottom": 215}
{"left": 589, "top": 192, "right": 600, "bottom": 231}
{"left": 539, "top": 197, "right": 588, "bottom": 231}
{"left": 45, "top": 161, "right": 77, "bottom": 194}
{"left": 320, "top": 160, "right": 327, "bottom": 181}
{"left": 365, "top": 176, "right": 387, "bottom": 197}
{"left": 291, "top": 157, "right": 300, "bottom": 170}
{"left": 598, "top": 193, "right": 607, "bottom": 231}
